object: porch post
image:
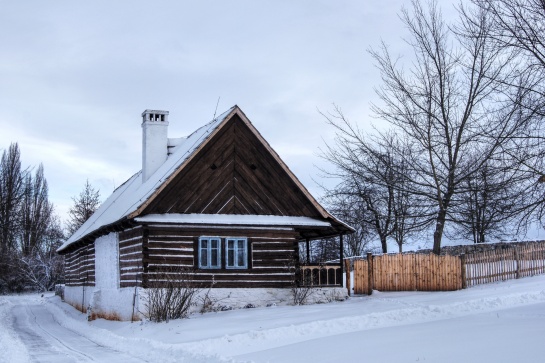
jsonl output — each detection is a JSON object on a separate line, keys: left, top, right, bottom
{"left": 306, "top": 238, "right": 310, "bottom": 264}
{"left": 339, "top": 234, "right": 344, "bottom": 284}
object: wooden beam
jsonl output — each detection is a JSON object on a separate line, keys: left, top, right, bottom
{"left": 306, "top": 238, "right": 310, "bottom": 264}
{"left": 345, "top": 259, "right": 351, "bottom": 296}
{"left": 339, "top": 234, "right": 344, "bottom": 280}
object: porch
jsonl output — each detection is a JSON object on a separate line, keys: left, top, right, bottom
{"left": 298, "top": 264, "right": 343, "bottom": 287}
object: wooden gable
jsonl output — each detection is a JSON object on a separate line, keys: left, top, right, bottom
{"left": 139, "top": 113, "right": 324, "bottom": 218}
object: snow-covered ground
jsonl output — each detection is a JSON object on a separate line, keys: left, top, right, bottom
{"left": 1, "top": 275, "right": 545, "bottom": 362}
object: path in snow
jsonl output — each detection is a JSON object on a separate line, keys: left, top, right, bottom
{"left": 11, "top": 303, "right": 147, "bottom": 363}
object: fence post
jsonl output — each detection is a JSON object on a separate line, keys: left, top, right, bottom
{"left": 514, "top": 248, "right": 520, "bottom": 279}
{"left": 367, "top": 252, "right": 374, "bottom": 295}
{"left": 460, "top": 254, "right": 467, "bottom": 289}
{"left": 345, "top": 259, "right": 351, "bottom": 296}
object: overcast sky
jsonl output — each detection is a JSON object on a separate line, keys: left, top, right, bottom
{"left": 0, "top": 0, "right": 460, "bottom": 224}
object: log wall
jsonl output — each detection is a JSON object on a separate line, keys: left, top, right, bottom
{"left": 119, "top": 226, "right": 144, "bottom": 288}
{"left": 65, "top": 244, "right": 95, "bottom": 287}
{"left": 142, "top": 225, "right": 298, "bottom": 288}
{"left": 66, "top": 224, "right": 305, "bottom": 289}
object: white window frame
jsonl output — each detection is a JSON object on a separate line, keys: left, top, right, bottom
{"left": 198, "top": 236, "right": 221, "bottom": 269}
{"left": 225, "top": 237, "right": 248, "bottom": 269}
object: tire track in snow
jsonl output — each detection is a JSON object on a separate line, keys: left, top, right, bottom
{"left": 12, "top": 303, "right": 149, "bottom": 363}
{"left": 43, "top": 300, "right": 233, "bottom": 363}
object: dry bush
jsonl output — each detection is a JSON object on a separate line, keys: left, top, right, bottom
{"left": 142, "top": 266, "right": 201, "bottom": 322}
{"left": 287, "top": 262, "right": 316, "bottom": 305}
{"left": 291, "top": 284, "right": 315, "bottom": 305}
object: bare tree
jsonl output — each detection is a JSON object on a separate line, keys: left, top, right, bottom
{"left": 310, "top": 237, "right": 340, "bottom": 263}
{"left": 323, "top": 192, "right": 373, "bottom": 257}
{"left": 464, "top": 0, "right": 545, "bottom": 227}
{"left": 19, "top": 164, "right": 54, "bottom": 256}
{"left": 469, "top": 0, "right": 545, "bottom": 111}
{"left": 66, "top": 180, "right": 101, "bottom": 235}
{"left": 0, "top": 143, "right": 25, "bottom": 257}
{"left": 0, "top": 144, "right": 65, "bottom": 293}
{"left": 321, "top": 108, "right": 431, "bottom": 253}
{"left": 368, "top": 0, "right": 539, "bottom": 254}
{"left": 447, "top": 156, "right": 529, "bottom": 243}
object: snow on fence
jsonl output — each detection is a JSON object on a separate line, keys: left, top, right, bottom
{"left": 348, "top": 241, "right": 545, "bottom": 295}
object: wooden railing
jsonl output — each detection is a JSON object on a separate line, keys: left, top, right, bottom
{"left": 299, "top": 264, "right": 342, "bottom": 287}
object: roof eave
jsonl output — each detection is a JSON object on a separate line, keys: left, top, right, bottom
{"left": 57, "top": 217, "right": 134, "bottom": 255}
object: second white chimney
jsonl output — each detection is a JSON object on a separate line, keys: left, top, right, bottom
{"left": 142, "top": 109, "right": 169, "bottom": 183}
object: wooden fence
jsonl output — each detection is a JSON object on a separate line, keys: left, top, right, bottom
{"left": 348, "top": 242, "right": 545, "bottom": 295}
{"left": 463, "top": 243, "right": 545, "bottom": 287}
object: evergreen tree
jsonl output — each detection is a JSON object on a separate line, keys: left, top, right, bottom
{"left": 66, "top": 180, "right": 100, "bottom": 235}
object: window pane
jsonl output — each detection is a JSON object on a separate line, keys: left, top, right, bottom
{"left": 211, "top": 248, "right": 218, "bottom": 267}
{"left": 237, "top": 247, "right": 245, "bottom": 267}
{"left": 228, "top": 249, "right": 234, "bottom": 266}
{"left": 238, "top": 240, "right": 244, "bottom": 249}
{"left": 200, "top": 248, "right": 208, "bottom": 267}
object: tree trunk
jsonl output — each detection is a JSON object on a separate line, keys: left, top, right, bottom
{"left": 432, "top": 209, "right": 447, "bottom": 255}
{"left": 380, "top": 235, "right": 388, "bottom": 253}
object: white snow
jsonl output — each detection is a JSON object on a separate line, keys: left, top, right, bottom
{"left": 0, "top": 298, "right": 30, "bottom": 363}
{"left": 134, "top": 214, "right": 332, "bottom": 227}
{"left": 2, "top": 275, "right": 545, "bottom": 362}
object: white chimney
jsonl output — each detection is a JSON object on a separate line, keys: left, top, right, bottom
{"left": 141, "top": 109, "right": 169, "bottom": 182}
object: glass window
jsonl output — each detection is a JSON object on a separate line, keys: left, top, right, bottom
{"left": 226, "top": 238, "right": 247, "bottom": 269}
{"left": 199, "top": 237, "right": 221, "bottom": 269}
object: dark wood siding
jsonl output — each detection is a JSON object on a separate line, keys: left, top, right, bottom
{"left": 119, "top": 227, "right": 144, "bottom": 288}
{"left": 65, "top": 244, "right": 95, "bottom": 287}
{"left": 141, "top": 115, "right": 323, "bottom": 218}
{"left": 142, "top": 225, "right": 298, "bottom": 288}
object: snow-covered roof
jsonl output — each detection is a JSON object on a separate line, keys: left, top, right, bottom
{"left": 134, "top": 214, "right": 332, "bottom": 228}
{"left": 58, "top": 106, "right": 236, "bottom": 253}
{"left": 58, "top": 105, "right": 354, "bottom": 254}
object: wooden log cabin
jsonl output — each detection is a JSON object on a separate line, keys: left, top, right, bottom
{"left": 57, "top": 106, "right": 353, "bottom": 320}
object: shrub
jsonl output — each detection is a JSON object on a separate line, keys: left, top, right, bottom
{"left": 142, "top": 266, "right": 201, "bottom": 322}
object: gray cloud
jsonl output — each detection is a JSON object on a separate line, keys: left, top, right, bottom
{"left": 0, "top": 0, "right": 455, "bottom": 221}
